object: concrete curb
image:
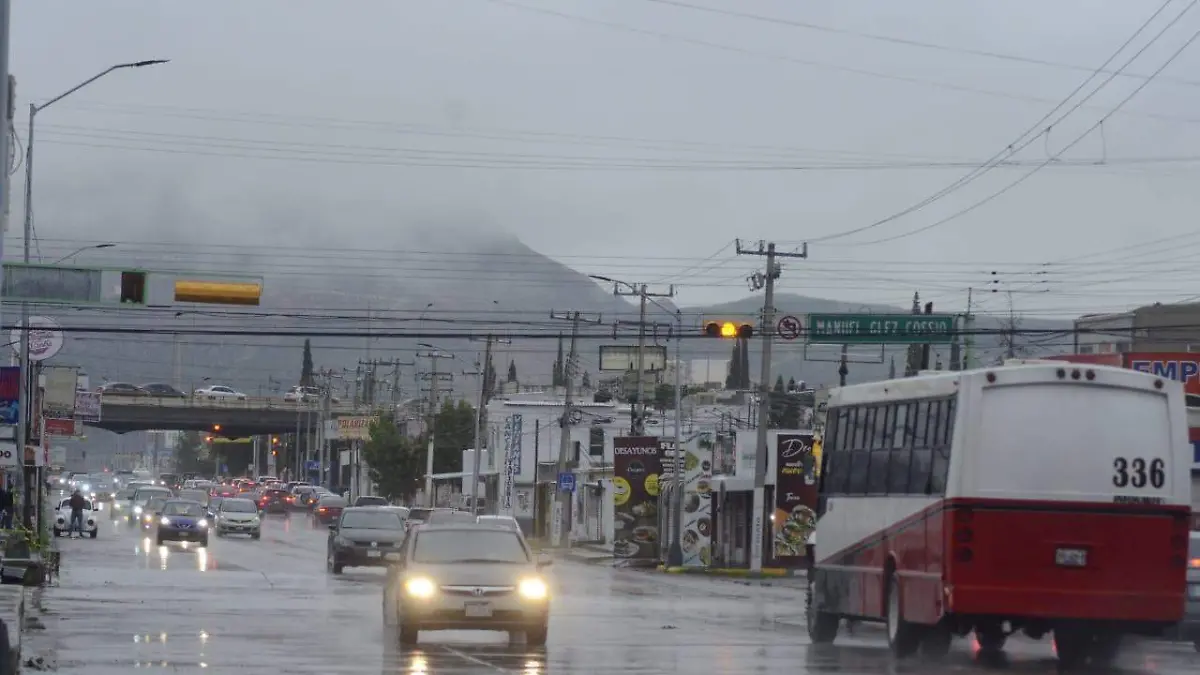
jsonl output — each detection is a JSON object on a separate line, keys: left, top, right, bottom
{"left": 0, "top": 586, "right": 24, "bottom": 675}
{"left": 657, "top": 565, "right": 806, "bottom": 579}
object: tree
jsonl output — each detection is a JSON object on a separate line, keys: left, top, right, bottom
{"left": 507, "top": 359, "right": 518, "bottom": 383}
{"left": 653, "top": 383, "right": 677, "bottom": 411}
{"left": 173, "top": 431, "right": 206, "bottom": 474}
{"left": 774, "top": 375, "right": 785, "bottom": 393}
{"left": 581, "top": 370, "right": 591, "bottom": 389}
{"left": 300, "top": 339, "right": 315, "bottom": 387}
{"left": 422, "top": 399, "right": 477, "bottom": 475}
{"left": 787, "top": 376, "right": 796, "bottom": 392}
{"left": 362, "top": 416, "right": 422, "bottom": 502}
{"left": 768, "top": 391, "right": 804, "bottom": 429}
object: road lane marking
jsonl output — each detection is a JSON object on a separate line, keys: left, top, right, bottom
{"left": 437, "top": 644, "right": 515, "bottom": 672}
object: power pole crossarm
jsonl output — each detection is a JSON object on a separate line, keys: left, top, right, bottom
{"left": 736, "top": 239, "right": 808, "bottom": 575}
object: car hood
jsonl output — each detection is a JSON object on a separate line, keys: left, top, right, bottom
{"left": 221, "top": 513, "right": 258, "bottom": 521}
{"left": 339, "top": 527, "right": 405, "bottom": 543}
{"left": 406, "top": 562, "right": 538, "bottom": 587}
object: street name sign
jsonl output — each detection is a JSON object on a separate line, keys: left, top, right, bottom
{"left": 807, "top": 313, "right": 955, "bottom": 345}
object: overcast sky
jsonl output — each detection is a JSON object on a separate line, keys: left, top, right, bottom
{"left": 7, "top": 0, "right": 1200, "bottom": 320}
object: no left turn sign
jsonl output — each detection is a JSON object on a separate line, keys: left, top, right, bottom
{"left": 777, "top": 315, "right": 802, "bottom": 340}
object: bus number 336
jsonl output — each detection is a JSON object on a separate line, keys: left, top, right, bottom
{"left": 1112, "top": 457, "right": 1166, "bottom": 489}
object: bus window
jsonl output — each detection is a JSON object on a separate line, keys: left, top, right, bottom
{"left": 892, "top": 403, "right": 911, "bottom": 448}
{"left": 887, "top": 445, "right": 912, "bottom": 494}
{"left": 846, "top": 447, "right": 870, "bottom": 494}
{"left": 909, "top": 445, "right": 934, "bottom": 495}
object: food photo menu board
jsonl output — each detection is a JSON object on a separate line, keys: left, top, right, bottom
{"left": 612, "top": 437, "right": 664, "bottom": 561}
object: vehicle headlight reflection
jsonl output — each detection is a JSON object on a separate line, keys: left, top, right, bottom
{"left": 518, "top": 578, "right": 548, "bottom": 600}
{"left": 410, "top": 655, "right": 428, "bottom": 674}
{"left": 404, "top": 577, "right": 436, "bottom": 599}
{"left": 160, "top": 517, "right": 172, "bottom": 526}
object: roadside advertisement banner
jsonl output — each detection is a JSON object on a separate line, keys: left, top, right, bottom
{"left": 773, "top": 432, "right": 817, "bottom": 563}
{"left": 0, "top": 367, "right": 18, "bottom": 425}
{"left": 500, "top": 414, "right": 523, "bottom": 514}
{"left": 0, "top": 443, "right": 16, "bottom": 467}
{"left": 74, "top": 390, "right": 100, "bottom": 421}
{"left": 44, "top": 418, "right": 76, "bottom": 437}
{"left": 1126, "top": 353, "right": 1200, "bottom": 397}
{"left": 336, "top": 416, "right": 378, "bottom": 441}
{"left": 678, "top": 434, "right": 714, "bottom": 568}
{"left": 612, "top": 436, "right": 664, "bottom": 561}
{"left": 42, "top": 366, "right": 78, "bottom": 419}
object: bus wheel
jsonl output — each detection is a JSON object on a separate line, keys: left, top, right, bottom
{"left": 885, "top": 573, "right": 921, "bottom": 658}
{"left": 1052, "top": 627, "right": 1090, "bottom": 670}
{"left": 805, "top": 580, "right": 839, "bottom": 644}
{"left": 1089, "top": 634, "right": 1122, "bottom": 666}
{"left": 975, "top": 626, "right": 1006, "bottom": 653}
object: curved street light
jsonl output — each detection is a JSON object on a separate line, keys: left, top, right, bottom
{"left": 51, "top": 242, "right": 115, "bottom": 264}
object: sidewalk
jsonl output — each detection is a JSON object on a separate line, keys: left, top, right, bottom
{"left": 552, "top": 543, "right": 809, "bottom": 580}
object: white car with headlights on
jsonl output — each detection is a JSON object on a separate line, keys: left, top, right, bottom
{"left": 382, "top": 523, "right": 553, "bottom": 646}
{"left": 213, "top": 497, "right": 262, "bottom": 539}
{"left": 52, "top": 497, "right": 98, "bottom": 538}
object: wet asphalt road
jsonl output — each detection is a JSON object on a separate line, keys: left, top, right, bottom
{"left": 25, "top": 504, "right": 1200, "bottom": 674}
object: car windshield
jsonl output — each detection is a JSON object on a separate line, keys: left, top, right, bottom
{"left": 318, "top": 497, "right": 346, "bottom": 507}
{"left": 145, "top": 498, "right": 168, "bottom": 511}
{"left": 427, "top": 511, "right": 477, "bottom": 524}
{"left": 115, "top": 489, "right": 135, "bottom": 499}
{"left": 408, "top": 508, "right": 433, "bottom": 521}
{"left": 221, "top": 500, "right": 257, "bottom": 513}
{"left": 163, "top": 502, "right": 205, "bottom": 517}
{"left": 355, "top": 496, "right": 388, "bottom": 506}
{"left": 412, "top": 530, "right": 530, "bottom": 564}
{"left": 478, "top": 516, "right": 520, "bottom": 530}
{"left": 339, "top": 511, "right": 404, "bottom": 530}
{"left": 178, "top": 490, "right": 208, "bottom": 503}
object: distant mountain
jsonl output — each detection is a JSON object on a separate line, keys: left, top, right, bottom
{"left": 20, "top": 231, "right": 1070, "bottom": 466}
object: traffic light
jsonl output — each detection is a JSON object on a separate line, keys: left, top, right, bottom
{"left": 174, "top": 279, "right": 262, "bottom": 306}
{"left": 271, "top": 437, "right": 279, "bottom": 444}
{"left": 703, "top": 321, "right": 753, "bottom": 338}
{"left": 212, "top": 424, "right": 222, "bottom": 433}
{"left": 120, "top": 271, "right": 147, "bottom": 304}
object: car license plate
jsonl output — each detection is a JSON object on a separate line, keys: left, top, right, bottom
{"left": 367, "top": 550, "right": 382, "bottom": 558}
{"left": 385, "top": 553, "right": 401, "bottom": 561}
{"left": 179, "top": 532, "right": 190, "bottom": 538}
{"left": 1055, "top": 547, "right": 1087, "bottom": 567}
{"left": 465, "top": 602, "right": 492, "bottom": 618}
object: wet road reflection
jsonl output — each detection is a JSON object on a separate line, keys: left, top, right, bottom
{"left": 25, "top": 503, "right": 1200, "bottom": 673}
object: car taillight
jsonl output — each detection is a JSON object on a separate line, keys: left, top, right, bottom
{"left": 318, "top": 508, "right": 327, "bottom": 512}
{"left": 1190, "top": 557, "right": 1200, "bottom": 568}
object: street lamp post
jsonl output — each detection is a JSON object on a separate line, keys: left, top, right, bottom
{"left": 15, "top": 60, "right": 167, "bottom": 527}
{"left": 50, "top": 242, "right": 115, "bottom": 264}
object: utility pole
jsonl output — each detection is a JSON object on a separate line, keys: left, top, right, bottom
{"left": 549, "top": 310, "right": 603, "bottom": 547}
{"left": 610, "top": 283, "right": 674, "bottom": 434}
{"left": 464, "top": 334, "right": 510, "bottom": 514}
{"left": 417, "top": 350, "right": 455, "bottom": 506}
{"left": 962, "top": 287, "right": 975, "bottom": 370}
{"left": 736, "top": 239, "right": 808, "bottom": 574}
{"left": 358, "top": 358, "right": 411, "bottom": 409}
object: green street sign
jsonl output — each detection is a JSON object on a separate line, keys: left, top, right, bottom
{"left": 806, "top": 313, "right": 956, "bottom": 345}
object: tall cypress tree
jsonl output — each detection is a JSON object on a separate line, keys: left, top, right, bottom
{"left": 739, "top": 337, "right": 751, "bottom": 389}
{"left": 726, "top": 340, "right": 741, "bottom": 389}
{"left": 300, "top": 339, "right": 315, "bottom": 387}
{"left": 553, "top": 334, "right": 565, "bottom": 386}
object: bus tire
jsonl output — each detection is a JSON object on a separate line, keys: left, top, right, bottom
{"left": 1089, "top": 634, "right": 1121, "bottom": 666}
{"left": 1052, "top": 626, "right": 1090, "bottom": 670}
{"left": 805, "top": 579, "right": 839, "bottom": 644}
{"left": 885, "top": 572, "right": 921, "bottom": 658}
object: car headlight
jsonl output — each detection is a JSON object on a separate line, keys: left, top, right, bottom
{"left": 144, "top": 514, "right": 153, "bottom": 522}
{"left": 334, "top": 536, "right": 351, "bottom": 547}
{"left": 198, "top": 519, "right": 208, "bottom": 528}
{"left": 113, "top": 503, "right": 122, "bottom": 510}
{"left": 404, "top": 577, "right": 436, "bottom": 599}
{"left": 133, "top": 506, "right": 143, "bottom": 515}
{"left": 518, "top": 578, "right": 548, "bottom": 601}
{"left": 160, "top": 517, "right": 171, "bottom": 526}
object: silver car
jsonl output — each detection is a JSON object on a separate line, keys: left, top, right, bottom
{"left": 382, "top": 524, "right": 553, "bottom": 646}
{"left": 213, "top": 498, "right": 262, "bottom": 539}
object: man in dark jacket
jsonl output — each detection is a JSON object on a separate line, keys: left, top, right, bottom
{"left": 0, "top": 483, "right": 12, "bottom": 529}
{"left": 68, "top": 489, "right": 87, "bottom": 536}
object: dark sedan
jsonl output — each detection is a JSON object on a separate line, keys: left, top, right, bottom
{"left": 155, "top": 500, "right": 211, "bottom": 546}
{"left": 257, "top": 488, "right": 292, "bottom": 514}
{"left": 326, "top": 507, "right": 407, "bottom": 574}
{"left": 312, "top": 495, "right": 347, "bottom": 528}
{"left": 140, "top": 383, "right": 187, "bottom": 398}
{"left": 97, "top": 382, "right": 148, "bottom": 396}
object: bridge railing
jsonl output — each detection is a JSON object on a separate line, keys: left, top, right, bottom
{"left": 99, "top": 395, "right": 365, "bottom": 414}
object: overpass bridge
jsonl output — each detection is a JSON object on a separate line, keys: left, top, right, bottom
{"left": 86, "top": 396, "right": 371, "bottom": 436}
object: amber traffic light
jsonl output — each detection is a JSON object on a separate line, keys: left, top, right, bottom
{"left": 703, "top": 321, "right": 753, "bottom": 338}
{"left": 212, "top": 424, "right": 221, "bottom": 432}
{"left": 272, "top": 436, "right": 279, "bottom": 444}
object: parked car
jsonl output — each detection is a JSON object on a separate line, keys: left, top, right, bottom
{"left": 140, "top": 383, "right": 187, "bottom": 398}
{"left": 194, "top": 385, "right": 247, "bottom": 400}
{"left": 97, "top": 382, "right": 148, "bottom": 396}
{"left": 52, "top": 497, "right": 98, "bottom": 538}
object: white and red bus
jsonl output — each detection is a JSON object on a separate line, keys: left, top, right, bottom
{"left": 806, "top": 362, "right": 1193, "bottom": 669}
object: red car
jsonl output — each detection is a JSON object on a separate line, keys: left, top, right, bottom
{"left": 311, "top": 495, "right": 347, "bottom": 528}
